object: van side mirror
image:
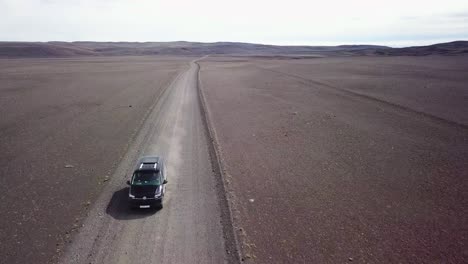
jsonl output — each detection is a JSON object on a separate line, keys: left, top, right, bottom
{"left": 126, "top": 180, "right": 131, "bottom": 185}
{"left": 163, "top": 179, "right": 168, "bottom": 184}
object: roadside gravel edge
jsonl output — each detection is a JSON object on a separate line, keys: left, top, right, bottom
{"left": 195, "top": 59, "right": 243, "bottom": 264}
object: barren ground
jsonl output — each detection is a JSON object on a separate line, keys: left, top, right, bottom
{"left": 0, "top": 56, "right": 190, "bottom": 263}
{"left": 2, "top": 54, "right": 468, "bottom": 264}
{"left": 199, "top": 56, "right": 468, "bottom": 263}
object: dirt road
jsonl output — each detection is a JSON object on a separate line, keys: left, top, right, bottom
{"left": 60, "top": 60, "right": 232, "bottom": 264}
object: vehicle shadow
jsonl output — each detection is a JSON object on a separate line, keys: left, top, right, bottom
{"left": 106, "top": 187, "right": 160, "bottom": 220}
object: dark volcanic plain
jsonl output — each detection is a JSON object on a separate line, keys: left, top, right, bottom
{"left": 0, "top": 56, "right": 189, "bottom": 264}
{"left": 198, "top": 56, "right": 468, "bottom": 263}
{"left": 2, "top": 45, "right": 468, "bottom": 264}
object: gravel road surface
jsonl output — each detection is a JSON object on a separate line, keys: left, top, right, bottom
{"left": 59, "top": 59, "right": 231, "bottom": 264}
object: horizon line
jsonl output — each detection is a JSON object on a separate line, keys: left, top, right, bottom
{"left": 0, "top": 39, "right": 467, "bottom": 49}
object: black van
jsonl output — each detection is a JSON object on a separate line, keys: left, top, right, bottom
{"left": 127, "top": 156, "right": 167, "bottom": 209}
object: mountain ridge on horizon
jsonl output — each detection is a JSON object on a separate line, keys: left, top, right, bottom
{"left": 0, "top": 40, "right": 467, "bottom": 58}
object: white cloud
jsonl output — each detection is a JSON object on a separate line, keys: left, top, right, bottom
{"left": 0, "top": 0, "right": 467, "bottom": 46}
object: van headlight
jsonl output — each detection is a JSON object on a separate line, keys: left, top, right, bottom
{"left": 154, "top": 187, "right": 162, "bottom": 198}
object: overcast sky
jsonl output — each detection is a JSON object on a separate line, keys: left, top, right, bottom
{"left": 1, "top": 0, "right": 467, "bottom": 47}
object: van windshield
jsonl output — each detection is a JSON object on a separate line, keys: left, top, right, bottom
{"left": 132, "top": 171, "right": 161, "bottom": 185}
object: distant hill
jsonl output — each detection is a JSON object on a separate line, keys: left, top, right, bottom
{"left": 58, "top": 41, "right": 389, "bottom": 57}
{"left": 0, "top": 40, "right": 466, "bottom": 58}
{"left": 0, "top": 42, "right": 97, "bottom": 57}
{"left": 375, "top": 41, "right": 468, "bottom": 56}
